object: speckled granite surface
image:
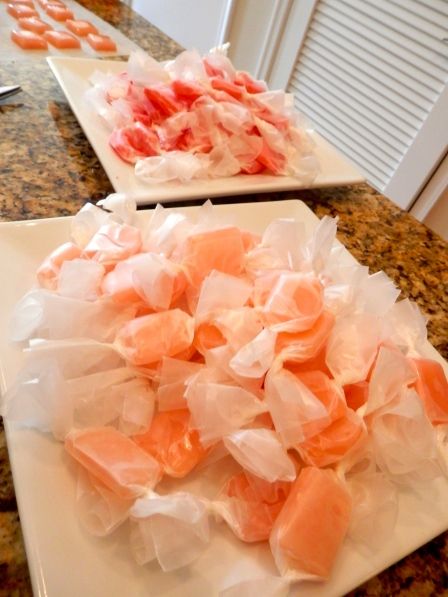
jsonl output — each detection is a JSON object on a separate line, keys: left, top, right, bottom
{"left": 0, "top": 1, "right": 447, "bottom": 596}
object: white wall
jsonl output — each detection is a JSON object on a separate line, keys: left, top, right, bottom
{"left": 131, "top": 0, "right": 279, "bottom": 79}
{"left": 131, "top": 0, "right": 229, "bottom": 54}
{"left": 227, "top": 0, "right": 278, "bottom": 75}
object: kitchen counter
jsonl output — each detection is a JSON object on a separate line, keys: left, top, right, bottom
{"left": 0, "top": 1, "right": 447, "bottom": 595}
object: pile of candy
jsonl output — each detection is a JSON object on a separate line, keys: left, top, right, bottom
{"left": 86, "top": 49, "right": 319, "bottom": 184}
{"left": 8, "top": 0, "right": 116, "bottom": 51}
{"left": 3, "top": 196, "right": 448, "bottom": 591}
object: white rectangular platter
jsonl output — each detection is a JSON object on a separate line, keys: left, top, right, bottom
{"left": 1, "top": 200, "right": 447, "bottom": 597}
{"left": 47, "top": 57, "right": 365, "bottom": 205}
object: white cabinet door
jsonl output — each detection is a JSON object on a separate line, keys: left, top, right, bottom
{"left": 267, "top": 0, "right": 448, "bottom": 210}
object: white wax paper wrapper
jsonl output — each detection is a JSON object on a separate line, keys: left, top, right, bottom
{"left": 261, "top": 272, "right": 323, "bottom": 333}
{"left": 195, "top": 271, "right": 252, "bottom": 319}
{"left": 9, "top": 289, "right": 136, "bottom": 343}
{"left": 265, "top": 366, "right": 329, "bottom": 447}
{"left": 220, "top": 577, "right": 290, "bottom": 597}
{"left": 142, "top": 204, "right": 192, "bottom": 255}
{"left": 346, "top": 471, "right": 398, "bottom": 551}
{"left": 370, "top": 388, "right": 443, "bottom": 486}
{"left": 57, "top": 259, "right": 105, "bottom": 301}
{"left": 364, "top": 346, "right": 417, "bottom": 415}
{"left": 71, "top": 370, "right": 155, "bottom": 436}
{"left": 229, "top": 328, "right": 277, "bottom": 379}
{"left": 76, "top": 469, "right": 133, "bottom": 537}
{"left": 70, "top": 203, "right": 113, "bottom": 249}
{"left": 223, "top": 429, "right": 296, "bottom": 482}
{"left": 186, "top": 378, "right": 267, "bottom": 446}
{"left": 384, "top": 298, "right": 428, "bottom": 356}
{"left": 157, "top": 357, "right": 203, "bottom": 411}
{"left": 1, "top": 338, "right": 126, "bottom": 435}
{"left": 326, "top": 313, "right": 381, "bottom": 385}
{"left": 130, "top": 491, "right": 209, "bottom": 571}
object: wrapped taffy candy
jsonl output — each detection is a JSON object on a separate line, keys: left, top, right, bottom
{"left": 86, "top": 48, "right": 319, "bottom": 184}
{"left": 216, "top": 470, "right": 292, "bottom": 542}
{"left": 3, "top": 195, "right": 448, "bottom": 592}
{"left": 10, "top": 289, "right": 136, "bottom": 342}
{"left": 65, "top": 427, "right": 162, "bottom": 499}
{"left": 133, "top": 409, "right": 208, "bottom": 477}
{"left": 269, "top": 467, "right": 352, "bottom": 580}
{"left": 115, "top": 309, "right": 195, "bottom": 366}
{"left": 75, "top": 469, "right": 134, "bottom": 536}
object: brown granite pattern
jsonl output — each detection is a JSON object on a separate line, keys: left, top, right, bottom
{"left": 0, "top": 1, "right": 447, "bottom": 596}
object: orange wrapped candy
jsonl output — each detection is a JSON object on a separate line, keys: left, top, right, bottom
{"left": 133, "top": 409, "right": 207, "bottom": 477}
{"left": 82, "top": 223, "right": 142, "bottom": 268}
{"left": 221, "top": 471, "right": 291, "bottom": 542}
{"left": 179, "top": 227, "right": 245, "bottom": 288}
{"left": 36, "top": 241, "right": 82, "bottom": 289}
{"left": 65, "top": 427, "right": 162, "bottom": 499}
{"left": 270, "top": 467, "right": 352, "bottom": 580}
{"left": 115, "top": 308, "right": 194, "bottom": 366}
{"left": 412, "top": 358, "right": 448, "bottom": 425}
{"left": 297, "top": 410, "right": 366, "bottom": 467}
{"left": 276, "top": 310, "right": 335, "bottom": 363}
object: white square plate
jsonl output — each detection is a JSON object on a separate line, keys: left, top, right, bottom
{"left": 47, "top": 57, "right": 364, "bottom": 205}
{"left": 1, "top": 200, "right": 447, "bottom": 597}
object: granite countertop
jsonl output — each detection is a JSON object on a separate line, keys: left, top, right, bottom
{"left": 0, "top": 1, "right": 447, "bottom": 595}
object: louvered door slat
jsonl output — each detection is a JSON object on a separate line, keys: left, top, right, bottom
{"left": 316, "top": 4, "right": 447, "bottom": 84}
{"left": 307, "top": 27, "right": 436, "bottom": 104}
{"left": 301, "top": 42, "right": 429, "bottom": 120}
{"left": 392, "top": 0, "right": 448, "bottom": 27}
{"left": 295, "top": 97, "right": 389, "bottom": 187}
{"left": 291, "top": 66, "right": 410, "bottom": 148}
{"left": 312, "top": 15, "right": 440, "bottom": 98}
{"left": 295, "top": 90, "right": 394, "bottom": 177}
{"left": 415, "top": 0, "right": 448, "bottom": 18}
{"left": 336, "top": 0, "right": 447, "bottom": 69}
{"left": 367, "top": 0, "right": 447, "bottom": 42}
{"left": 339, "top": 0, "right": 447, "bottom": 63}
{"left": 287, "top": 0, "right": 448, "bottom": 194}
{"left": 292, "top": 73, "right": 404, "bottom": 162}
{"left": 297, "top": 54, "right": 419, "bottom": 139}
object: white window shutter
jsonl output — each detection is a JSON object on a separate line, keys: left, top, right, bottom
{"left": 283, "top": 0, "right": 448, "bottom": 209}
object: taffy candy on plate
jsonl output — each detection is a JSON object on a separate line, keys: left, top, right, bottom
{"left": 85, "top": 47, "right": 319, "bottom": 184}
{"left": 2, "top": 195, "right": 448, "bottom": 592}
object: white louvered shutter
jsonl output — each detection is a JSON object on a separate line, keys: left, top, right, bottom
{"left": 284, "top": 0, "right": 448, "bottom": 209}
